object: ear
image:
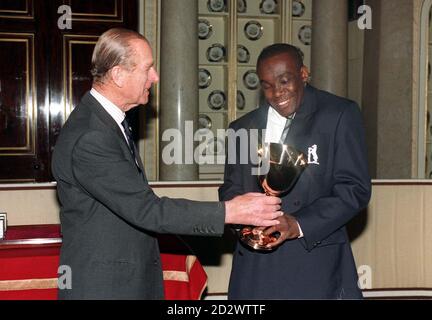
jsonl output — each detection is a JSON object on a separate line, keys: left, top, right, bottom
{"left": 110, "top": 65, "right": 126, "bottom": 87}
{"left": 300, "top": 66, "right": 310, "bottom": 83}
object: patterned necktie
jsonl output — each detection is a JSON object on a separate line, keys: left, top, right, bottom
{"left": 121, "top": 118, "right": 139, "bottom": 166}
{"left": 279, "top": 113, "right": 295, "bottom": 144}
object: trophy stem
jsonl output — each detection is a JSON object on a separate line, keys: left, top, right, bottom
{"left": 238, "top": 143, "right": 308, "bottom": 250}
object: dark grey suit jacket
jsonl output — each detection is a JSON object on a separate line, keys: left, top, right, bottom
{"left": 52, "top": 92, "right": 225, "bottom": 299}
{"left": 219, "top": 85, "right": 371, "bottom": 299}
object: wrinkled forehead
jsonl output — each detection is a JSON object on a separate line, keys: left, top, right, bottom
{"left": 130, "top": 38, "right": 154, "bottom": 63}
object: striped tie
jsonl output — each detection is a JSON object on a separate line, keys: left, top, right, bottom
{"left": 279, "top": 113, "right": 295, "bottom": 144}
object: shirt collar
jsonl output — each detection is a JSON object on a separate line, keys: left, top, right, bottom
{"left": 90, "top": 88, "right": 125, "bottom": 126}
{"left": 268, "top": 106, "right": 286, "bottom": 125}
{"left": 268, "top": 105, "right": 296, "bottom": 124}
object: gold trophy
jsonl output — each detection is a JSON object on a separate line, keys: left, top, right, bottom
{"left": 239, "top": 142, "right": 308, "bottom": 250}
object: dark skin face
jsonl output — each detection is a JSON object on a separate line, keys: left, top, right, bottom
{"left": 257, "top": 52, "right": 309, "bottom": 117}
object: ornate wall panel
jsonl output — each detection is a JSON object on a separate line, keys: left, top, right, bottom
{"left": 0, "top": 0, "right": 138, "bottom": 182}
{"left": 0, "top": 33, "right": 35, "bottom": 154}
{"left": 0, "top": 29, "right": 41, "bottom": 182}
{"left": 196, "top": 0, "right": 312, "bottom": 180}
{"left": 66, "top": 0, "right": 123, "bottom": 22}
{"left": 62, "top": 35, "right": 98, "bottom": 116}
{"left": 0, "top": 0, "right": 34, "bottom": 19}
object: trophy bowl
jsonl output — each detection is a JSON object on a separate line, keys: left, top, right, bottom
{"left": 239, "top": 142, "right": 308, "bottom": 250}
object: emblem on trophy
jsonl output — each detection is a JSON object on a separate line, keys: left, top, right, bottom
{"left": 238, "top": 142, "right": 308, "bottom": 250}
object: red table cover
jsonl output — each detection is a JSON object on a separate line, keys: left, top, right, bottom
{"left": 0, "top": 225, "right": 207, "bottom": 300}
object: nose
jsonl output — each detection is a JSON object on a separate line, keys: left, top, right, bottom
{"left": 273, "top": 84, "right": 283, "bottom": 98}
{"left": 150, "top": 67, "right": 159, "bottom": 83}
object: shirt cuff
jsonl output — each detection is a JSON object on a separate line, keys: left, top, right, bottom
{"left": 297, "top": 222, "right": 304, "bottom": 238}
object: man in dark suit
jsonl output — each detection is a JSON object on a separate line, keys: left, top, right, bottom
{"left": 51, "top": 28, "right": 282, "bottom": 300}
{"left": 219, "top": 43, "right": 371, "bottom": 299}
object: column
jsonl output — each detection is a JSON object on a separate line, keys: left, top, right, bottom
{"left": 310, "top": 0, "right": 348, "bottom": 97}
{"left": 362, "top": 0, "right": 415, "bottom": 178}
{"left": 159, "top": 0, "right": 199, "bottom": 181}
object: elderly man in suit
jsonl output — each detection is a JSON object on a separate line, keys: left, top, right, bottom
{"left": 219, "top": 43, "right": 371, "bottom": 299}
{"left": 52, "top": 28, "right": 282, "bottom": 300}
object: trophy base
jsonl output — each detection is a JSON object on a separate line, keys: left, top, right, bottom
{"left": 239, "top": 227, "right": 278, "bottom": 251}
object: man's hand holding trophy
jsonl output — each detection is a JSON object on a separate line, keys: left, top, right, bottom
{"left": 238, "top": 142, "right": 308, "bottom": 250}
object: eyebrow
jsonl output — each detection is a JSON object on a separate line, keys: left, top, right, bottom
{"left": 143, "top": 59, "right": 154, "bottom": 67}
{"left": 275, "top": 71, "right": 295, "bottom": 78}
{"left": 260, "top": 72, "right": 295, "bottom": 84}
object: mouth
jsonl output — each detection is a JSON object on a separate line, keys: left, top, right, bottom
{"left": 275, "top": 98, "right": 291, "bottom": 108}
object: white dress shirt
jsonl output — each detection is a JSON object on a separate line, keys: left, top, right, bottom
{"left": 264, "top": 105, "right": 304, "bottom": 238}
{"left": 264, "top": 105, "right": 291, "bottom": 143}
{"left": 90, "top": 88, "right": 129, "bottom": 145}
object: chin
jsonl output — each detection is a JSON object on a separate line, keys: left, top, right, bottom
{"left": 125, "top": 103, "right": 141, "bottom": 111}
{"left": 274, "top": 107, "right": 293, "bottom": 118}
{"left": 132, "top": 99, "right": 147, "bottom": 107}
{"left": 140, "top": 96, "right": 149, "bottom": 105}
{"left": 282, "top": 105, "right": 297, "bottom": 117}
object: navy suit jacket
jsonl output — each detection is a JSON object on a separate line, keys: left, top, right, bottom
{"left": 219, "top": 85, "right": 371, "bottom": 299}
{"left": 52, "top": 92, "right": 225, "bottom": 299}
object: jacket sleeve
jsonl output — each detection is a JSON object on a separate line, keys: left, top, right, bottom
{"left": 71, "top": 130, "right": 225, "bottom": 236}
{"left": 296, "top": 102, "right": 372, "bottom": 251}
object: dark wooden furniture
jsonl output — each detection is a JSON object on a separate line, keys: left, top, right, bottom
{"left": 0, "top": 0, "right": 138, "bottom": 182}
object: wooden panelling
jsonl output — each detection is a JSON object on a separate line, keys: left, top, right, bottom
{"left": 67, "top": 0, "right": 123, "bottom": 22}
{"left": 0, "top": 0, "right": 33, "bottom": 19}
{"left": 350, "top": 184, "right": 432, "bottom": 289}
{"left": 0, "top": 33, "right": 35, "bottom": 154}
{"left": 0, "top": 0, "right": 138, "bottom": 182}
{"left": 0, "top": 21, "right": 45, "bottom": 182}
{"left": 62, "top": 35, "right": 98, "bottom": 116}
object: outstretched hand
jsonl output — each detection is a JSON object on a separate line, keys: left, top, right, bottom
{"left": 225, "top": 193, "right": 282, "bottom": 227}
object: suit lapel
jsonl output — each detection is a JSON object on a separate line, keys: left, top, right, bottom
{"left": 248, "top": 101, "right": 269, "bottom": 148}
{"left": 283, "top": 85, "right": 318, "bottom": 145}
{"left": 82, "top": 92, "right": 125, "bottom": 141}
{"left": 81, "top": 92, "right": 145, "bottom": 173}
